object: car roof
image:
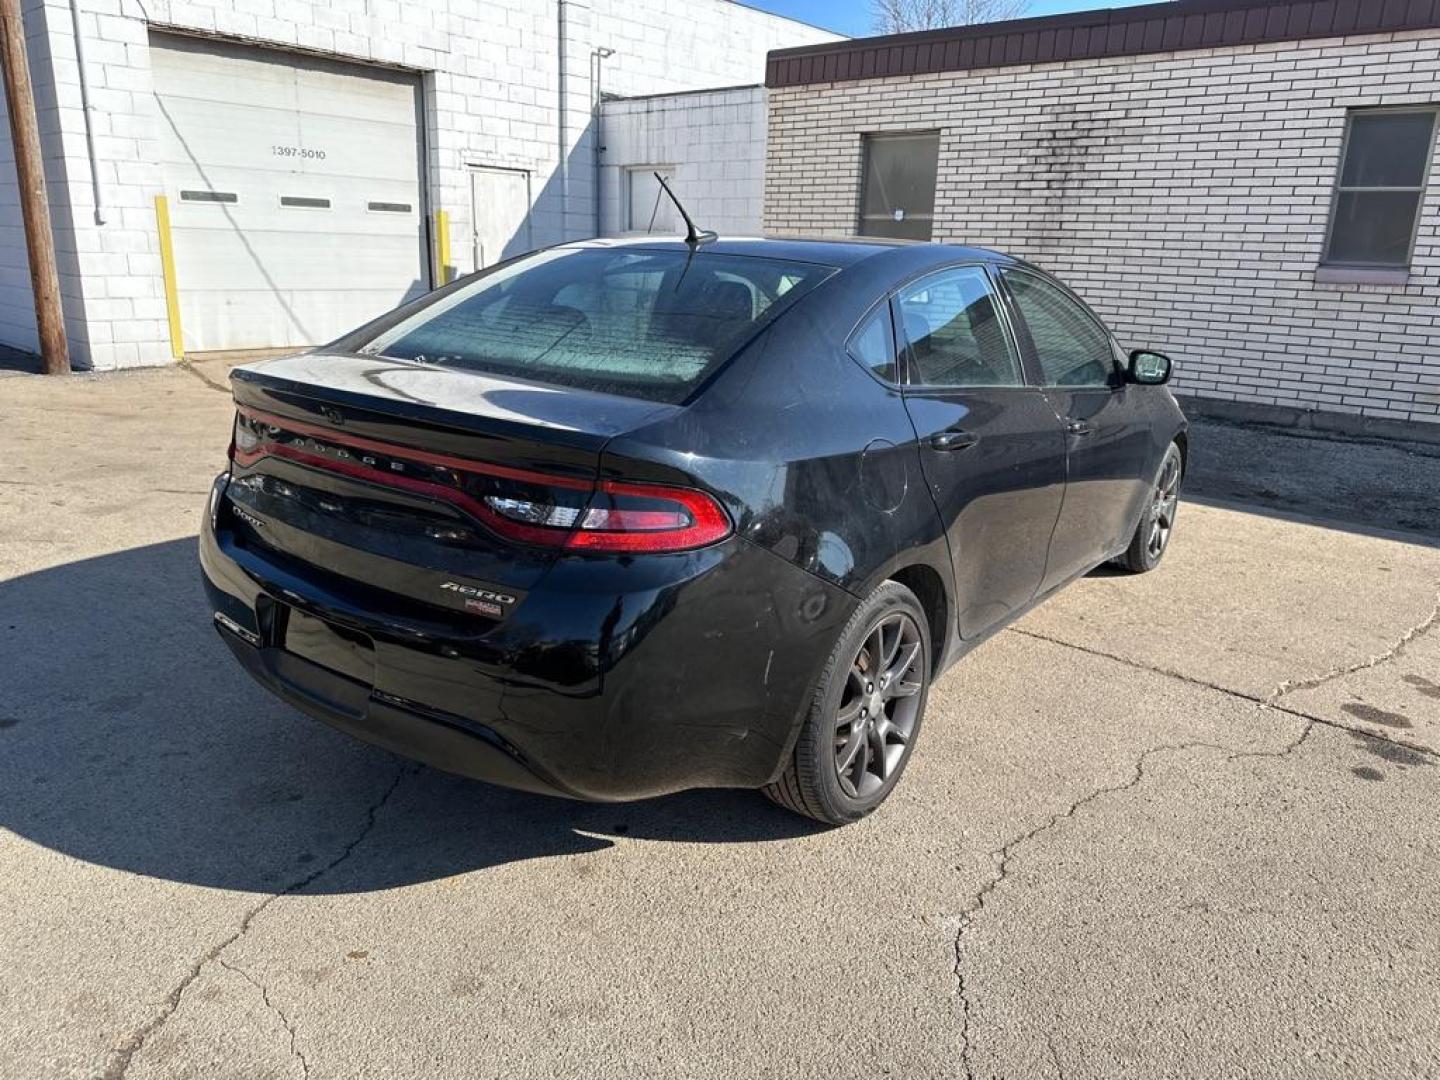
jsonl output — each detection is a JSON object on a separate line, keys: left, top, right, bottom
{"left": 564, "top": 235, "right": 1012, "bottom": 269}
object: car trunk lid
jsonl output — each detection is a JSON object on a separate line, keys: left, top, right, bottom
{"left": 223, "top": 353, "right": 679, "bottom": 619}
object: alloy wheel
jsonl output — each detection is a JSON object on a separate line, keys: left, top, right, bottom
{"left": 1147, "top": 450, "right": 1181, "bottom": 560}
{"left": 833, "top": 611, "right": 924, "bottom": 799}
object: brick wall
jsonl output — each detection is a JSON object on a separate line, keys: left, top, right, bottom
{"left": 599, "top": 85, "right": 766, "bottom": 237}
{"left": 765, "top": 30, "right": 1440, "bottom": 429}
{"left": 3, "top": 0, "right": 836, "bottom": 370}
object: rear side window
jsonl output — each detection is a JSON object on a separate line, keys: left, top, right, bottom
{"left": 362, "top": 249, "right": 835, "bottom": 403}
{"left": 1001, "top": 269, "right": 1116, "bottom": 388}
{"left": 849, "top": 304, "right": 900, "bottom": 382}
{"left": 896, "top": 265, "right": 1022, "bottom": 388}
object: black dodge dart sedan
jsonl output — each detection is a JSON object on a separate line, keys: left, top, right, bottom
{"left": 200, "top": 237, "right": 1186, "bottom": 824}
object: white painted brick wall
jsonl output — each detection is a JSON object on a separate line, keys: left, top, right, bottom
{"left": 3, "top": 0, "right": 837, "bottom": 370}
{"left": 765, "top": 30, "right": 1440, "bottom": 430}
{"left": 599, "top": 85, "right": 766, "bottom": 237}
{"left": 0, "top": 0, "right": 95, "bottom": 360}
{"left": 0, "top": 77, "right": 35, "bottom": 356}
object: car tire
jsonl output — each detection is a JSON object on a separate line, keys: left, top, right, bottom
{"left": 764, "top": 580, "right": 932, "bottom": 825}
{"left": 1114, "top": 440, "right": 1184, "bottom": 574}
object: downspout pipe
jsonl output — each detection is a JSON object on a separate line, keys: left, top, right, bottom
{"left": 68, "top": 0, "right": 104, "bottom": 225}
{"left": 557, "top": 0, "right": 569, "bottom": 240}
{"left": 591, "top": 47, "right": 612, "bottom": 238}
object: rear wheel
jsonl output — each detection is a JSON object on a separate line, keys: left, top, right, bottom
{"left": 1114, "top": 441, "right": 1183, "bottom": 573}
{"left": 764, "top": 581, "right": 931, "bottom": 825}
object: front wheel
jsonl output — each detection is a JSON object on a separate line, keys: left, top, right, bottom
{"left": 1114, "top": 441, "right": 1183, "bottom": 574}
{"left": 764, "top": 580, "right": 931, "bottom": 825}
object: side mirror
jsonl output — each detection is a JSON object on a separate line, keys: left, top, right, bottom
{"left": 1128, "top": 349, "right": 1173, "bottom": 386}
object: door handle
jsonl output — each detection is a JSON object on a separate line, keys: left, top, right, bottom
{"left": 929, "top": 429, "right": 980, "bottom": 452}
{"left": 1066, "top": 418, "right": 1094, "bottom": 436}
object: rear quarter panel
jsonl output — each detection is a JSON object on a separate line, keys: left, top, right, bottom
{"left": 602, "top": 272, "right": 956, "bottom": 627}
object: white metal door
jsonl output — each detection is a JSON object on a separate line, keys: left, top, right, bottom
{"left": 626, "top": 167, "right": 677, "bottom": 235}
{"left": 470, "top": 167, "right": 532, "bottom": 271}
{"left": 150, "top": 34, "right": 427, "bottom": 352}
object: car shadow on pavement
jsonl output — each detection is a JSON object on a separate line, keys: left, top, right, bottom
{"left": 0, "top": 539, "right": 822, "bottom": 895}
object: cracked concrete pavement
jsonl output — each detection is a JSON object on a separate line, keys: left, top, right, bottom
{"left": 1, "top": 364, "right": 1438, "bottom": 1079}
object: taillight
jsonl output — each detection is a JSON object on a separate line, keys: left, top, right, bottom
{"left": 229, "top": 408, "right": 732, "bottom": 553}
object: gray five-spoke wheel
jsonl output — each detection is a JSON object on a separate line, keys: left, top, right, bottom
{"left": 1146, "top": 449, "right": 1181, "bottom": 561}
{"left": 833, "top": 612, "right": 924, "bottom": 799}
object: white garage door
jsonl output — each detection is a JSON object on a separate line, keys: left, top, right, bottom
{"left": 150, "top": 34, "right": 428, "bottom": 353}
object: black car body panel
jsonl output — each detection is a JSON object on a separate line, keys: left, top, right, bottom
{"left": 200, "top": 237, "right": 1186, "bottom": 801}
{"left": 204, "top": 475, "right": 856, "bottom": 800}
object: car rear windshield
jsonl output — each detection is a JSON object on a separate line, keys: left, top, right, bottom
{"left": 361, "top": 248, "right": 836, "bottom": 403}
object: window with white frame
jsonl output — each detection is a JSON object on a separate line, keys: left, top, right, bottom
{"left": 1324, "top": 108, "right": 1438, "bottom": 269}
{"left": 626, "top": 167, "right": 679, "bottom": 235}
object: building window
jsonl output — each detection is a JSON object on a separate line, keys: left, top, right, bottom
{"left": 859, "top": 133, "right": 939, "bottom": 241}
{"left": 1325, "top": 109, "right": 1438, "bottom": 269}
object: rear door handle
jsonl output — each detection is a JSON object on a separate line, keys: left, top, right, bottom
{"left": 1066, "top": 418, "right": 1094, "bottom": 436}
{"left": 929, "top": 429, "right": 980, "bottom": 452}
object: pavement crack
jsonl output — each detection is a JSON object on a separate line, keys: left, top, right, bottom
{"left": 951, "top": 719, "right": 1316, "bottom": 1078}
{"left": 1009, "top": 626, "right": 1439, "bottom": 761}
{"left": 1047, "top": 1033, "right": 1067, "bottom": 1080}
{"left": 1008, "top": 627, "right": 1251, "bottom": 701}
{"left": 219, "top": 959, "right": 310, "bottom": 1077}
{"left": 99, "top": 761, "right": 413, "bottom": 1080}
{"left": 1268, "top": 584, "right": 1440, "bottom": 703}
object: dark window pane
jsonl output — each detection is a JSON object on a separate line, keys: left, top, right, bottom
{"left": 849, "top": 305, "right": 900, "bottom": 382}
{"left": 1341, "top": 112, "right": 1435, "bottom": 188}
{"left": 897, "top": 266, "right": 1022, "bottom": 387}
{"left": 1327, "top": 191, "right": 1423, "bottom": 266}
{"left": 859, "top": 133, "right": 938, "bottom": 241}
{"left": 280, "top": 196, "right": 330, "bottom": 209}
{"left": 1002, "top": 271, "right": 1115, "bottom": 388}
{"left": 363, "top": 249, "right": 834, "bottom": 403}
{"left": 180, "top": 190, "right": 237, "bottom": 203}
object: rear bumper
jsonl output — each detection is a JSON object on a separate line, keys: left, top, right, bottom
{"left": 200, "top": 474, "right": 855, "bottom": 801}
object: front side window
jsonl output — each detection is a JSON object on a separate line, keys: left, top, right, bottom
{"left": 1001, "top": 270, "right": 1116, "bottom": 389}
{"left": 363, "top": 249, "right": 834, "bottom": 403}
{"left": 896, "top": 266, "right": 1022, "bottom": 388}
{"left": 859, "top": 133, "right": 939, "bottom": 241}
{"left": 1325, "top": 109, "right": 1438, "bottom": 268}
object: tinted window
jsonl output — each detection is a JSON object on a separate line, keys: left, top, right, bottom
{"left": 849, "top": 304, "right": 899, "bottom": 382}
{"left": 896, "top": 266, "right": 1021, "bottom": 388}
{"left": 859, "top": 133, "right": 939, "bottom": 241}
{"left": 363, "top": 249, "right": 834, "bottom": 403}
{"left": 1001, "top": 270, "right": 1115, "bottom": 388}
{"left": 1327, "top": 110, "right": 1437, "bottom": 268}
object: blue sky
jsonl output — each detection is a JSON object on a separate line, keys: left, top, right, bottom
{"left": 747, "top": 0, "right": 1165, "bottom": 38}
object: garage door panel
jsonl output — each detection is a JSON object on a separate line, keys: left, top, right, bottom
{"left": 172, "top": 232, "right": 427, "bottom": 293}
{"left": 296, "top": 68, "right": 423, "bottom": 126}
{"left": 150, "top": 32, "right": 427, "bottom": 354}
{"left": 172, "top": 197, "right": 420, "bottom": 235}
{"left": 171, "top": 204, "right": 420, "bottom": 238}
{"left": 149, "top": 56, "right": 300, "bottom": 114}
{"left": 186, "top": 286, "right": 426, "bottom": 353}
{"left": 155, "top": 96, "right": 419, "bottom": 184}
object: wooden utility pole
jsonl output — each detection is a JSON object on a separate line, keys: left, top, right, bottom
{"left": 0, "top": 0, "right": 69, "bottom": 374}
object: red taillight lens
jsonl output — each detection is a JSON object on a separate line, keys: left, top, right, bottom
{"left": 229, "top": 408, "right": 732, "bottom": 553}
{"left": 565, "top": 480, "right": 731, "bottom": 552}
